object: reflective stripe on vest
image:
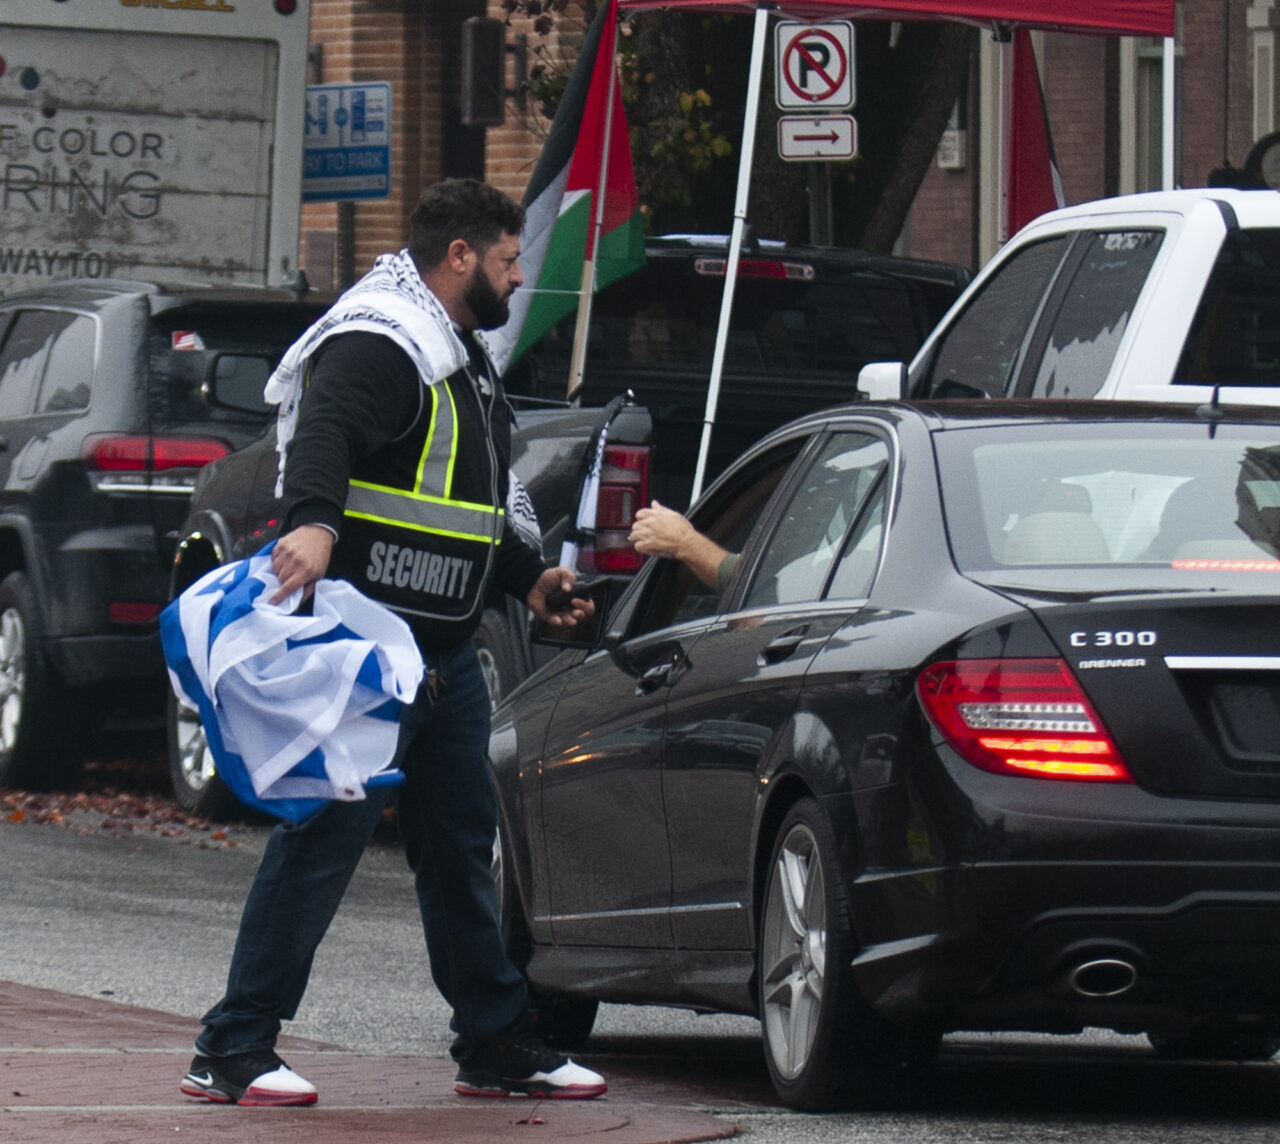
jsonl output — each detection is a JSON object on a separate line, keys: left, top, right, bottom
{"left": 343, "top": 378, "right": 503, "bottom": 543}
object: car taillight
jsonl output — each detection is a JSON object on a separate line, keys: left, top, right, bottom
{"left": 578, "top": 444, "right": 650, "bottom": 574}
{"left": 916, "top": 658, "right": 1132, "bottom": 782}
{"left": 82, "top": 434, "right": 231, "bottom": 494}
{"left": 108, "top": 602, "right": 161, "bottom": 624}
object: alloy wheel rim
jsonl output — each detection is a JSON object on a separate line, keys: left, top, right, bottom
{"left": 175, "top": 700, "right": 215, "bottom": 792}
{"left": 0, "top": 606, "right": 27, "bottom": 754}
{"left": 760, "top": 823, "right": 827, "bottom": 1080}
{"left": 476, "top": 646, "right": 501, "bottom": 712}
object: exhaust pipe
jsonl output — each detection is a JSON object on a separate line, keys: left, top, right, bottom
{"left": 1068, "top": 957, "right": 1138, "bottom": 998}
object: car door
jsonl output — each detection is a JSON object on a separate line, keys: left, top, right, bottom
{"left": 536, "top": 546, "right": 722, "bottom": 948}
{"left": 662, "top": 427, "right": 893, "bottom": 950}
{"left": 536, "top": 434, "right": 808, "bottom": 948}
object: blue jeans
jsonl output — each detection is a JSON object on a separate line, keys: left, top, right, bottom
{"left": 196, "top": 638, "right": 529, "bottom": 1060}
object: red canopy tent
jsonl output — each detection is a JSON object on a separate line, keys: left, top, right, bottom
{"left": 611, "top": 0, "right": 1176, "bottom": 498}
{"left": 618, "top": 0, "right": 1174, "bottom": 35}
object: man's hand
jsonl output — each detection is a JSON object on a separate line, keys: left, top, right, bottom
{"left": 629, "top": 500, "right": 733, "bottom": 591}
{"left": 629, "top": 499, "right": 696, "bottom": 560}
{"left": 526, "top": 565, "right": 595, "bottom": 628}
{"left": 270, "top": 524, "right": 335, "bottom": 605}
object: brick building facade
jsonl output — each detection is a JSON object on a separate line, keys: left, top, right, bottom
{"left": 299, "top": 1, "right": 1276, "bottom": 286}
{"left": 298, "top": 0, "right": 556, "bottom": 291}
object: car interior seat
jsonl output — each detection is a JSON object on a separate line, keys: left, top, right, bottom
{"left": 1143, "top": 477, "right": 1273, "bottom": 560}
{"left": 1002, "top": 479, "right": 1111, "bottom": 565}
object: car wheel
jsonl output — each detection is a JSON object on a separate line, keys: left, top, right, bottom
{"left": 165, "top": 687, "right": 242, "bottom": 820}
{"left": 759, "top": 797, "right": 907, "bottom": 1110}
{"left": 475, "top": 610, "right": 519, "bottom": 712}
{"left": 493, "top": 817, "right": 598, "bottom": 1051}
{"left": 1148, "top": 1028, "right": 1280, "bottom": 1061}
{"left": 0, "top": 571, "right": 77, "bottom": 791}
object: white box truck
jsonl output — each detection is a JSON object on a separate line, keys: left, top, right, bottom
{"left": 0, "top": 0, "right": 311, "bottom": 294}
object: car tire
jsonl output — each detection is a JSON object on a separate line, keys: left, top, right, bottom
{"left": 475, "top": 609, "right": 520, "bottom": 712}
{"left": 0, "top": 570, "right": 78, "bottom": 791}
{"left": 1148, "top": 1029, "right": 1280, "bottom": 1061}
{"left": 494, "top": 816, "right": 599, "bottom": 1051}
{"left": 758, "top": 797, "right": 909, "bottom": 1110}
{"left": 165, "top": 687, "right": 242, "bottom": 820}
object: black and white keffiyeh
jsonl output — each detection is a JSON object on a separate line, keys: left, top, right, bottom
{"left": 263, "top": 248, "right": 538, "bottom": 543}
{"left": 264, "top": 249, "right": 473, "bottom": 495}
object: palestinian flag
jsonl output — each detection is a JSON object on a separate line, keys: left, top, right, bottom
{"left": 490, "top": 0, "right": 645, "bottom": 373}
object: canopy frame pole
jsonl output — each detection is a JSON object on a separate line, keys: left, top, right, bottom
{"left": 1162, "top": 33, "right": 1176, "bottom": 189}
{"left": 690, "top": 1, "right": 772, "bottom": 504}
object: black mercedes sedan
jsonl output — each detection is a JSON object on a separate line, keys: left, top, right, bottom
{"left": 487, "top": 400, "right": 1280, "bottom": 1110}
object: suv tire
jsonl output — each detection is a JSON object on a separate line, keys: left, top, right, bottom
{"left": 0, "top": 571, "right": 77, "bottom": 790}
{"left": 165, "top": 688, "right": 243, "bottom": 820}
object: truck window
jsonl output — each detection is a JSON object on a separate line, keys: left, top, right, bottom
{"left": 923, "top": 237, "right": 1070, "bottom": 398}
{"left": 1174, "top": 228, "right": 1280, "bottom": 388}
{"left": 513, "top": 264, "right": 935, "bottom": 387}
{"left": 1025, "top": 230, "right": 1163, "bottom": 399}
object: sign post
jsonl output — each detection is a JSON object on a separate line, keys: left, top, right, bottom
{"left": 304, "top": 82, "right": 392, "bottom": 202}
{"left": 774, "top": 20, "right": 857, "bottom": 240}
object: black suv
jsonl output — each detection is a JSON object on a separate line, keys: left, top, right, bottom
{"left": 0, "top": 280, "right": 332, "bottom": 790}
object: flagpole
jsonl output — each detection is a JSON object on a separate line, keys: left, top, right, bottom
{"left": 566, "top": 0, "right": 622, "bottom": 403}
{"left": 690, "top": 0, "right": 771, "bottom": 504}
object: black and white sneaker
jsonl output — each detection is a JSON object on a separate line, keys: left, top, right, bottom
{"left": 454, "top": 1013, "right": 606, "bottom": 1099}
{"left": 180, "top": 1050, "right": 317, "bottom": 1106}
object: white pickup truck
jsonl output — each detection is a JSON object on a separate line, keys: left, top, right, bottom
{"left": 859, "top": 188, "right": 1280, "bottom": 406}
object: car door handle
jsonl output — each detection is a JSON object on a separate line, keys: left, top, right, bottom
{"left": 0, "top": 436, "right": 9, "bottom": 451}
{"left": 760, "top": 631, "right": 806, "bottom": 665}
{"left": 637, "top": 660, "right": 676, "bottom": 694}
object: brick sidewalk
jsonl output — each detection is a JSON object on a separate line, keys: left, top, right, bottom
{"left": 0, "top": 981, "right": 735, "bottom": 1144}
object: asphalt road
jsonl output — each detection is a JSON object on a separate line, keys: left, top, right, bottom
{"left": 3, "top": 748, "right": 1279, "bottom": 1144}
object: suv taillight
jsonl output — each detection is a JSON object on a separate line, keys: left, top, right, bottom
{"left": 578, "top": 444, "right": 650, "bottom": 574}
{"left": 916, "top": 658, "right": 1132, "bottom": 782}
{"left": 82, "top": 433, "right": 231, "bottom": 494}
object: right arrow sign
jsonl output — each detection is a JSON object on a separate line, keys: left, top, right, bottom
{"left": 778, "top": 115, "right": 857, "bottom": 162}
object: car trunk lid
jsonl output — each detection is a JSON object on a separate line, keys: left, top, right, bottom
{"left": 1011, "top": 589, "right": 1280, "bottom": 800}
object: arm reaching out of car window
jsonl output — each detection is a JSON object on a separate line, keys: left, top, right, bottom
{"left": 630, "top": 500, "right": 739, "bottom": 591}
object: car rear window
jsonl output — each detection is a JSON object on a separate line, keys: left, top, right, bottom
{"left": 934, "top": 421, "right": 1280, "bottom": 587}
{"left": 504, "top": 255, "right": 959, "bottom": 398}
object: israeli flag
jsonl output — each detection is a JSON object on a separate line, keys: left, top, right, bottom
{"left": 160, "top": 545, "right": 424, "bottom": 823}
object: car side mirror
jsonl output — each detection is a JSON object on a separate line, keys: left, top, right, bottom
{"left": 204, "top": 353, "right": 275, "bottom": 415}
{"left": 857, "top": 361, "right": 907, "bottom": 401}
{"left": 530, "top": 576, "right": 616, "bottom": 650}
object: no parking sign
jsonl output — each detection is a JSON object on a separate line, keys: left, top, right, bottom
{"left": 774, "top": 21, "right": 855, "bottom": 111}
